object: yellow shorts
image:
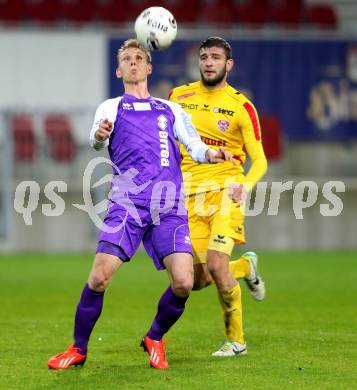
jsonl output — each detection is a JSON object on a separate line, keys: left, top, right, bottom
{"left": 186, "top": 189, "right": 245, "bottom": 264}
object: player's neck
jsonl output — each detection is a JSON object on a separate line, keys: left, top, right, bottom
{"left": 124, "top": 82, "right": 150, "bottom": 99}
{"left": 200, "top": 79, "right": 227, "bottom": 91}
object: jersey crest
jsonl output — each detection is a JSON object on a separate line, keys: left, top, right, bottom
{"left": 217, "top": 119, "right": 230, "bottom": 132}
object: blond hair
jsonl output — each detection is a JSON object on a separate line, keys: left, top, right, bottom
{"left": 117, "top": 39, "right": 152, "bottom": 65}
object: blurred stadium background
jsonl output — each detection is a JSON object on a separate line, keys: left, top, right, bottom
{"left": 0, "top": 0, "right": 356, "bottom": 252}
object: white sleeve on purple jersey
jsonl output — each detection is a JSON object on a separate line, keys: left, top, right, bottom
{"left": 158, "top": 99, "right": 210, "bottom": 163}
{"left": 89, "top": 97, "right": 122, "bottom": 150}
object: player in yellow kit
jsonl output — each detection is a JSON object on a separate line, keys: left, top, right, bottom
{"left": 169, "top": 37, "right": 268, "bottom": 356}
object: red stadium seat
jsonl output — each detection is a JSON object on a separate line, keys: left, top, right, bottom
{"left": 44, "top": 114, "right": 76, "bottom": 162}
{"left": 98, "top": 0, "right": 168, "bottom": 25}
{"left": 12, "top": 114, "right": 37, "bottom": 162}
{"left": 25, "top": 0, "right": 63, "bottom": 23}
{"left": 0, "top": 0, "right": 27, "bottom": 23}
{"left": 97, "top": 0, "right": 134, "bottom": 24}
{"left": 306, "top": 4, "right": 338, "bottom": 30}
{"left": 260, "top": 114, "right": 283, "bottom": 160}
{"left": 237, "top": 0, "right": 270, "bottom": 27}
{"left": 61, "top": 0, "right": 97, "bottom": 24}
{"left": 200, "top": 0, "right": 237, "bottom": 25}
{"left": 271, "top": 0, "right": 304, "bottom": 28}
{"left": 170, "top": 0, "right": 200, "bottom": 23}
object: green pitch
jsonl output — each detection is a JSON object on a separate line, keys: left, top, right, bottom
{"left": 1, "top": 251, "right": 356, "bottom": 390}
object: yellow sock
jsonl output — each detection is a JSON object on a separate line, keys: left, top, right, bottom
{"left": 229, "top": 257, "right": 250, "bottom": 279}
{"left": 218, "top": 283, "right": 244, "bottom": 344}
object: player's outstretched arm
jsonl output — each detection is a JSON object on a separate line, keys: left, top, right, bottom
{"left": 239, "top": 100, "right": 267, "bottom": 190}
{"left": 243, "top": 141, "right": 267, "bottom": 190}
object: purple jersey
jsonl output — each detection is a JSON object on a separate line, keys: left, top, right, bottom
{"left": 109, "top": 95, "right": 183, "bottom": 199}
{"left": 90, "top": 93, "right": 211, "bottom": 265}
{"left": 90, "top": 94, "right": 210, "bottom": 202}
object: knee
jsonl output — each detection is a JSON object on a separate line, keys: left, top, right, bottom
{"left": 207, "top": 254, "right": 231, "bottom": 291}
{"left": 88, "top": 270, "right": 111, "bottom": 292}
{"left": 171, "top": 277, "right": 193, "bottom": 297}
{"left": 206, "top": 251, "right": 227, "bottom": 276}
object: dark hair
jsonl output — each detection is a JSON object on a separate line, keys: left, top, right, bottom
{"left": 199, "top": 37, "right": 232, "bottom": 59}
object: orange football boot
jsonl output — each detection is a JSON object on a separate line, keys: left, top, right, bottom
{"left": 48, "top": 345, "right": 86, "bottom": 370}
{"left": 141, "top": 336, "right": 168, "bottom": 369}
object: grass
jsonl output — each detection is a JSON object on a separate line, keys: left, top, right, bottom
{"left": 0, "top": 251, "right": 356, "bottom": 389}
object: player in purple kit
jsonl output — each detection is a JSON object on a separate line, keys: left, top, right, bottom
{"left": 48, "top": 39, "right": 234, "bottom": 370}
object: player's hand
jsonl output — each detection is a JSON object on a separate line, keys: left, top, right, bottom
{"left": 95, "top": 119, "right": 113, "bottom": 141}
{"left": 229, "top": 183, "right": 247, "bottom": 206}
{"left": 206, "top": 147, "right": 237, "bottom": 165}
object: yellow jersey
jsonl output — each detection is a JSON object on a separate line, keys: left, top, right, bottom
{"left": 169, "top": 81, "right": 268, "bottom": 196}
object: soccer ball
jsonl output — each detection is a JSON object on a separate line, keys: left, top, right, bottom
{"left": 135, "top": 7, "right": 177, "bottom": 51}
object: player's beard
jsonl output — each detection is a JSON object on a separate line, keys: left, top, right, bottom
{"left": 200, "top": 66, "right": 227, "bottom": 87}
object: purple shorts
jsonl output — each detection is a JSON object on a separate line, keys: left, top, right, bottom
{"left": 96, "top": 200, "right": 192, "bottom": 270}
